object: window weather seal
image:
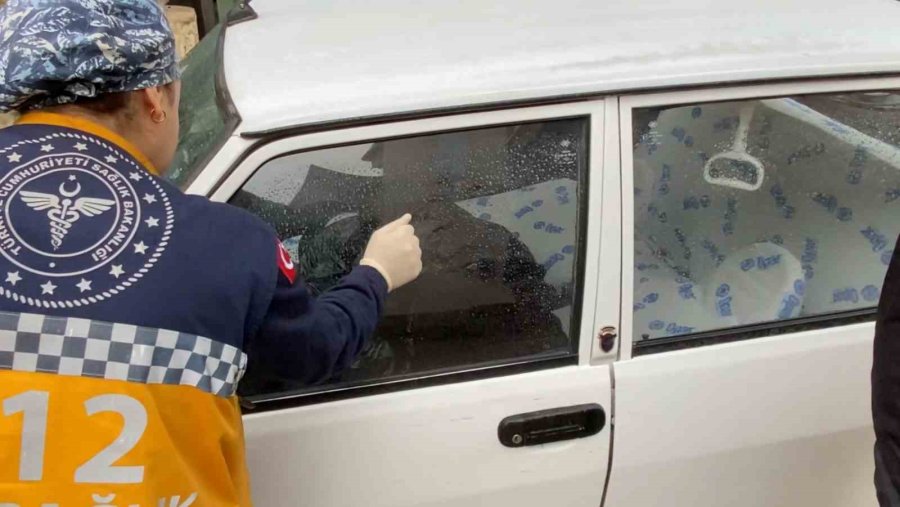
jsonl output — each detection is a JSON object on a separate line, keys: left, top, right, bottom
{"left": 241, "top": 353, "right": 578, "bottom": 413}
{"left": 633, "top": 307, "right": 877, "bottom": 356}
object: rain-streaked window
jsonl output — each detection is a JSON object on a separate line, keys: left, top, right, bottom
{"left": 232, "top": 118, "right": 588, "bottom": 396}
{"left": 631, "top": 92, "right": 900, "bottom": 345}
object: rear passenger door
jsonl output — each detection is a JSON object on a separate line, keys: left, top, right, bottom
{"left": 609, "top": 78, "right": 900, "bottom": 507}
{"left": 208, "top": 101, "right": 620, "bottom": 507}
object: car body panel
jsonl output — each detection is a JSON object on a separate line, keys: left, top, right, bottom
{"left": 223, "top": 0, "right": 900, "bottom": 134}
{"left": 607, "top": 324, "right": 875, "bottom": 506}
{"left": 244, "top": 365, "right": 613, "bottom": 507}
{"left": 604, "top": 76, "right": 900, "bottom": 506}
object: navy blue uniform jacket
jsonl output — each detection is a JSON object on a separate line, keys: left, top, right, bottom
{"left": 0, "top": 114, "right": 388, "bottom": 390}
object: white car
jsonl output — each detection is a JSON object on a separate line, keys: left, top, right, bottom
{"left": 170, "top": 1, "right": 900, "bottom": 505}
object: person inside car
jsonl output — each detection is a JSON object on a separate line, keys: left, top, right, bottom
{"left": 874, "top": 240, "right": 900, "bottom": 506}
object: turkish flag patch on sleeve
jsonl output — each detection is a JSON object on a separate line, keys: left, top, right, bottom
{"left": 276, "top": 240, "right": 297, "bottom": 284}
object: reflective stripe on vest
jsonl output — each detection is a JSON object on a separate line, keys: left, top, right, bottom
{"left": 0, "top": 311, "right": 247, "bottom": 397}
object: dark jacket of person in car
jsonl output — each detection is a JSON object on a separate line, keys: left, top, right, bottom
{"left": 873, "top": 237, "right": 900, "bottom": 505}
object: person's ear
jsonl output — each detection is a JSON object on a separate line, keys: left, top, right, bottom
{"left": 137, "top": 86, "right": 169, "bottom": 124}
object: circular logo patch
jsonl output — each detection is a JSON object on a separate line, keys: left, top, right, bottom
{"left": 0, "top": 131, "right": 173, "bottom": 309}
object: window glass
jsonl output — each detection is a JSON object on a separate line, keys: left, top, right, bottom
{"left": 167, "top": 24, "right": 235, "bottom": 189}
{"left": 632, "top": 92, "right": 900, "bottom": 345}
{"left": 233, "top": 118, "right": 588, "bottom": 396}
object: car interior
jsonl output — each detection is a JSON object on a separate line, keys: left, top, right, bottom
{"left": 631, "top": 93, "right": 900, "bottom": 343}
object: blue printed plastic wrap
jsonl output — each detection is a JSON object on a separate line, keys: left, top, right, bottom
{"left": 457, "top": 178, "right": 577, "bottom": 291}
{"left": 457, "top": 179, "right": 578, "bottom": 335}
{"left": 633, "top": 98, "right": 900, "bottom": 342}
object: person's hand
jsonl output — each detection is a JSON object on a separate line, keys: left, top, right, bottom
{"left": 360, "top": 214, "right": 423, "bottom": 292}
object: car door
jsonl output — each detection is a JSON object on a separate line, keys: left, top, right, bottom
{"left": 607, "top": 77, "right": 900, "bottom": 507}
{"left": 202, "top": 101, "right": 620, "bottom": 507}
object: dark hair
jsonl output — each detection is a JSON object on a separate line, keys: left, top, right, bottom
{"left": 71, "top": 91, "right": 134, "bottom": 115}
{"left": 21, "top": 82, "right": 176, "bottom": 116}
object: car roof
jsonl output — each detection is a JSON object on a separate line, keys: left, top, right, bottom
{"left": 224, "top": 0, "right": 900, "bottom": 135}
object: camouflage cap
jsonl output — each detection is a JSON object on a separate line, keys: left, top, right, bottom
{"left": 0, "top": 0, "right": 182, "bottom": 112}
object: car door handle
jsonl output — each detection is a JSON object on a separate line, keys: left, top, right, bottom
{"left": 498, "top": 403, "right": 606, "bottom": 448}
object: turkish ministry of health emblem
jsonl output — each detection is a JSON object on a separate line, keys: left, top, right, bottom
{"left": 0, "top": 131, "right": 174, "bottom": 308}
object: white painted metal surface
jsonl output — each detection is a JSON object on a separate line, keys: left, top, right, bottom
{"left": 185, "top": 134, "right": 253, "bottom": 196}
{"left": 606, "top": 325, "right": 876, "bottom": 506}
{"left": 591, "top": 97, "right": 622, "bottom": 364}
{"left": 224, "top": 0, "right": 900, "bottom": 134}
{"left": 580, "top": 100, "right": 610, "bottom": 364}
{"left": 244, "top": 366, "right": 612, "bottom": 507}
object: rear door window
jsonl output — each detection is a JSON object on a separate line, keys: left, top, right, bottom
{"left": 629, "top": 91, "right": 900, "bottom": 347}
